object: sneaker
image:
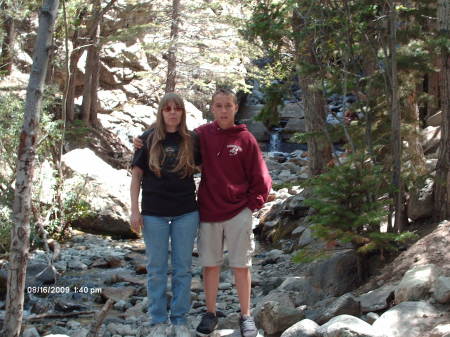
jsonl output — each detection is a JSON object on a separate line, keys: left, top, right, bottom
{"left": 174, "top": 324, "right": 192, "bottom": 337}
{"left": 239, "top": 315, "right": 257, "bottom": 337}
{"left": 196, "top": 312, "right": 218, "bottom": 336}
{"left": 149, "top": 323, "right": 169, "bottom": 337}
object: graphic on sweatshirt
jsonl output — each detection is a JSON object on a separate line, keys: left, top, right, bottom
{"left": 227, "top": 144, "right": 242, "bottom": 156}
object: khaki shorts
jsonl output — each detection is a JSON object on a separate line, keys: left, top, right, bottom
{"left": 198, "top": 207, "right": 255, "bottom": 268}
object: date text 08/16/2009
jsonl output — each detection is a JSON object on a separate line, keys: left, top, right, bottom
{"left": 27, "top": 286, "right": 102, "bottom": 295}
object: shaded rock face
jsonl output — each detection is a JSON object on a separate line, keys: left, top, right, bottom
{"left": 255, "top": 300, "right": 305, "bottom": 335}
{"left": 317, "top": 314, "right": 377, "bottom": 337}
{"left": 394, "top": 264, "right": 441, "bottom": 304}
{"left": 372, "top": 301, "right": 445, "bottom": 337}
{"left": 307, "top": 249, "right": 360, "bottom": 297}
{"left": 62, "top": 148, "right": 135, "bottom": 238}
{"left": 407, "top": 178, "right": 434, "bottom": 221}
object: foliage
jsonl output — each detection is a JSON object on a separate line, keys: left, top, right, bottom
{"left": 44, "top": 176, "right": 94, "bottom": 240}
{"left": 292, "top": 248, "right": 330, "bottom": 264}
{"left": 300, "top": 154, "right": 417, "bottom": 257}
{"left": 254, "top": 83, "right": 283, "bottom": 128}
{"left": 0, "top": 92, "right": 92, "bottom": 253}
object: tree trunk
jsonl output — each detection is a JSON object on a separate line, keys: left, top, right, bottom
{"left": 81, "top": 44, "right": 94, "bottom": 123}
{"left": 66, "top": 46, "right": 84, "bottom": 121}
{"left": 89, "top": 40, "right": 100, "bottom": 126}
{"left": 65, "top": 8, "right": 87, "bottom": 122}
{"left": 404, "top": 88, "right": 427, "bottom": 174}
{"left": 81, "top": 0, "right": 101, "bottom": 124}
{"left": 427, "top": 59, "right": 441, "bottom": 120}
{"left": 0, "top": 3, "right": 16, "bottom": 76}
{"left": 292, "top": 6, "right": 331, "bottom": 176}
{"left": 434, "top": 0, "right": 450, "bottom": 221}
{"left": 1, "top": 1, "right": 59, "bottom": 336}
{"left": 165, "top": 0, "right": 181, "bottom": 93}
{"left": 389, "top": 0, "right": 406, "bottom": 232}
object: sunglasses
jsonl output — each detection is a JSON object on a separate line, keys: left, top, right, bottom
{"left": 163, "top": 106, "right": 183, "bottom": 112}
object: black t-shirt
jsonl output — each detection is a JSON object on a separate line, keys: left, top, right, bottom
{"left": 131, "top": 129, "right": 201, "bottom": 216}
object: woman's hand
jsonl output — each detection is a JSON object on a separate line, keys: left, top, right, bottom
{"left": 130, "top": 211, "right": 143, "bottom": 234}
{"left": 133, "top": 137, "right": 144, "bottom": 150}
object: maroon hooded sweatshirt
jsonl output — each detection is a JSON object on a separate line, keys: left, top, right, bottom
{"left": 195, "top": 121, "right": 272, "bottom": 222}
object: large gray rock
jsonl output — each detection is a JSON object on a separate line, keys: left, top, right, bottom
{"left": 245, "top": 119, "right": 269, "bottom": 142}
{"left": 283, "top": 118, "right": 306, "bottom": 135}
{"left": 280, "top": 319, "right": 319, "bottom": 337}
{"left": 394, "top": 264, "right": 441, "bottom": 304}
{"left": 407, "top": 178, "right": 434, "bottom": 220}
{"left": 429, "top": 324, "right": 450, "bottom": 337}
{"left": 422, "top": 126, "right": 441, "bottom": 154}
{"left": 427, "top": 111, "right": 442, "bottom": 127}
{"left": 238, "top": 104, "right": 264, "bottom": 120}
{"left": 279, "top": 102, "right": 305, "bottom": 119}
{"left": 372, "top": 301, "right": 443, "bottom": 337}
{"left": 278, "top": 277, "right": 324, "bottom": 306}
{"left": 358, "top": 284, "right": 396, "bottom": 313}
{"left": 298, "top": 228, "right": 314, "bottom": 247}
{"left": 308, "top": 249, "right": 360, "bottom": 297}
{"left": 317, "top": 314, "right": 377, "bottom": 337}
{"left": 254, "top": 300, "right": 305, "bottom": 335}
{"left": 433, "top": 276, "right": 450, "bottom": 304}
{"left": 311, "top": 293, "right": 361, "bottom": 325}
{"left": 62, "top": 148, "right": 135, "bottom": 238}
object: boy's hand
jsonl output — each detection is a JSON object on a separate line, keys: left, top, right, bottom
{"left": 133, "top": 137, "right": 144, "bottom": 150}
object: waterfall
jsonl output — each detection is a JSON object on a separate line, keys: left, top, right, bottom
{"left": 268, "top": 128, "right": 282, "bottom": 152}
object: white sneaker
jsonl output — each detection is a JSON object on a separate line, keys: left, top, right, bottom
{"left": 174, "top": 324, "right": 192, "bottom": 337}
{"left": 149, "top": 323, "right": 169, "bottom": 337}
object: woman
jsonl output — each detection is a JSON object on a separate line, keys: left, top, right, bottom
{"left": 130, "top": 92, "right": 199, "bottom": 337}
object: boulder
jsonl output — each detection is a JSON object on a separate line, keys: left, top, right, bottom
{"left": 283, "top": 118, "right": 306, "bottom": 136}
{"left": 254, "top": 300, "right": 305, "bottom": 335}
{"left": 238, "top": 104, "right": 264, "bottom": 120}
{"left": 102, "top": 41, "right": 152, "bottom": 72}
{"left": 317, "top": 314, "right": 377, "bottom": 337}
{"left": 22, "top": 327, "right": 40, "bottom": 337}
{"left": 407, "top": 178, "right": 434, "bottom": 221}
{"left": 278, "top": 277, "right": 324, "bottom": 306}
{"left": 358, "top": 283, "right": 396, "bottom": 313}
{"left": 298, "top": 228, "right": 314, "bottom": 247}
{"left": 97, "top": 89, "right": 127, "bottom": 112}
{"left": 279, "top": 102, "right": 305, "bottom": 119}
{"left": 245, "top": 120, "right": 269, "bottom": 142}
{"left": 427, "top": 111, "right": 442, "bottom": 127}
{"left": 308, "top": 249, "right": 360, "bottom": 297}
{"left": 306, "top": 293, "right": 360, "bottom": 325}
{"left": 372, "top": 301, "right": 443, "bottom": 337}
{"left": 422, "top": 126, "right": 441, "bottom": 154}
{"left": 280, "top": 319, "right": 319, "bottom": 337}
{"left": 62, "top": 148, "right": 135, "bottom": 238}
{"left": 394, "top": 264, "right": 441, "bottom": 304}
{"left": 433, "top": 276, "right": 450, "bottom": 304}
{"left": 309, "top": 293, "right": 361, "bottom": 325}
{"left": 429, "top": 324, "right": 450, "bottom": 337}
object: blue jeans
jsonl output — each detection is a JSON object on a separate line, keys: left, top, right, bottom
{"left": 142, "top": 210, "right": 199, "bottom": 325}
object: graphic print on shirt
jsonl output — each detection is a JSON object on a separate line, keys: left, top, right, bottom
{"left": 227, "top": 144, "right": 243, "bottom": 156}
{"left": 164, "top": 145, "right": 178, "bottom": 169}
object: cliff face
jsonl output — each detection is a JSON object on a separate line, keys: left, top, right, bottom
{"left": 9, "top": 0, "right": 250, "bottom": 114}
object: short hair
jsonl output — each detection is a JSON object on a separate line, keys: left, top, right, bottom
{"left": 212, "top": 88, "right": 238, "bottom": 105}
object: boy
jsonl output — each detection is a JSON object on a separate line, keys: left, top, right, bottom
{"left": 194, "top": 88, "right": 271, "bottom": 337}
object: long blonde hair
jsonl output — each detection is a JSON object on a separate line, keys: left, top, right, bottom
{"left": 148, "top": 93, "right": 196, "bottom": 178}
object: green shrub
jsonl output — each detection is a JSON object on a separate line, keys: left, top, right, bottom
{"left": 294, "top": 153, "right": 417, "bottom": 262}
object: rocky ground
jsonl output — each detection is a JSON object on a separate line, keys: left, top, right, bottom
{"left": 1, "top": 217, "right": 450, "bottom": 337}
